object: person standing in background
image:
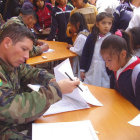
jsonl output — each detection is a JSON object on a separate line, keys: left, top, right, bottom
{"left": 80, "top": 12, "right": 113, "bottom": 88}
{"left": 66, "top": 0, "right": 98, "bottom": 43}
{"left": 33, "top": 0, "right": 53, "bottom": 35}
{"left": 111, "top": 0, "right": 140, "bottom": 33}
{"left": 47, "top": 0, "right": 73, "bottom": 43}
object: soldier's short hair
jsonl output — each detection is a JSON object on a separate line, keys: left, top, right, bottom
{"left": 0, "top": 23, "right": 35, "bottom": 44}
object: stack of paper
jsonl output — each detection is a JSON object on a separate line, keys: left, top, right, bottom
{"left": 32, "top": 120, "right": 99, "bottom": 140}
{"left": 43, "top": 59, "right": 103, "bottom": 116}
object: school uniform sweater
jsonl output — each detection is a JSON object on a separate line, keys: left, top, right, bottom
{"left": 111, "top": 2, "right": 134, "bottom": 33}
{"left": 47, "top": 5, "right": 73, "bottom": 42}
{"left": 111, "top": 56, "right": 140, "bottom": 110}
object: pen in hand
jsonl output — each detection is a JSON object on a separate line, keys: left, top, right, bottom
{"left": 65, "top": 72, "right": 83, "bottom": 92}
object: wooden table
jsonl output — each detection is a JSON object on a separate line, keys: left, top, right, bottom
{"left": 26, "top": 41, "right": 77, "bottom": 66}
{"left": 35, "top": 85, "right": 140, "bottom": 140}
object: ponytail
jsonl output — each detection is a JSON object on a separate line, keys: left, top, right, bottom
{"left": 91, "top": 25, "right": 99, "bottom": 45}
{"left": 121, "top": 30, "right": 133, "bottom": 57}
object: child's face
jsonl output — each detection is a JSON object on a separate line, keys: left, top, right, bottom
{"left": 101, "top": 49, "right": 127, "bottom": 71}
{"left": 72, "top": 0, "right": 84, "bottom": 9}
{"left": 36, "top": 0, "right": 44, "bottom": 8}
{"left": 69, "top": 23, "right": 79, "bottom": 34}
{"left": 96, "top": 17, "right": 112, "bottom": 35}
{"left": 58, "top": 0, "right": 67, "bottom": 6}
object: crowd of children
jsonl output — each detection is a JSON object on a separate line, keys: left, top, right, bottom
{"left": 0, "top": 0, "right": 140, "bottom": 110}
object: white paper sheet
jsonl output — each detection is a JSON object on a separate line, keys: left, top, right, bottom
{"left": 32, "top": 120, "right": 99, "bottom": 140}
{"left": 54, "top": 58, "right": 103, "bottom": 105}
{"left": 79, "top": 83, "right": 103, "bottom": 106}
{"left": 43, "top": 49, "right": 54, "bottom": 53}
{"left": 29, "top": 59, "right": 103, "bottom": 116}
{"left": 128, "top": 114, "right": 140, "bottom": 126}
{"left": 43, "top": 88, "right": 90, "bottom": 116}
{"left": 27, "top": 84, "right": 41, "bottom": 92}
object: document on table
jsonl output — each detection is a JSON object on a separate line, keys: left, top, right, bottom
{"left": 32, "top": 120, "right": 99, "bottom": 140}
{"left": 43, "top": 48, "right": 54, "bottom": 53}
{"left": 43, "top": 59, "right": 103, "bottom": 116}
{"left": 128, "top": 114, "right": 140, "bottom": 126}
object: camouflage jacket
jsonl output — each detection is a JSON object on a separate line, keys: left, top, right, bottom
{"left": 0, "top": 58, "right": 62, "bottom": 139}
{"left": 0, "top": 14, "right": 5, "bottom": 27}
{"left": 0, "top": 16, "right": 42, "bottom": 57}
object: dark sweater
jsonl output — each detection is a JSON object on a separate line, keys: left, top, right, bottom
{"left": 111, "top": 2, "right": 134, "bottom": 33}
{"left": 111, "top": 58, "right": 140, "bottom": 110}
{"left": 47, "top": 5, "right": 73, "bottom": 42}
{"left": 80, "top": 34, "right": 95, "bottom": 72}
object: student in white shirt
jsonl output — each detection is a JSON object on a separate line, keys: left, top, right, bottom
{"left": 67, "top": 12, "right": 89, "bottom": 77}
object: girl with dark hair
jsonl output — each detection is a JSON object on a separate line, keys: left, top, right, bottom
{"left": 127, "top": 27, "right": 140, "bottom": 57}
{"left": 100, "top": 33, "right": 140, "bottom": 110}
{"left": 80, "top": 12, "right": 113, "bottom": 87}
{"left": 66, "top": 0, "right": 97, "bottom": 43}
{"left": 67, "top": 12, "right": 89, "bottom": 77}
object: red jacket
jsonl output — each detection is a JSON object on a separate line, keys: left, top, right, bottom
{"left": 36, "top": 3, "right": 52, "bottom": 29}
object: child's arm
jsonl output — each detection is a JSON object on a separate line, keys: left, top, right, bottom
{"left": 67, "top": 44, "right": 73, "bottom": 49}
{"left": 80, "top": 34, "right": 95, "bottom": 72}
{"left": 69, "top": 34, "right": 87, "bottom": 56}
{"left": 80, "top": 71, "right": 85, "bottom": 81}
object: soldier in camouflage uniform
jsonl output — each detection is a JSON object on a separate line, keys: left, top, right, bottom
{"left": 0, "top": 23, "right": 80, "bottom": 139}
{"left": 0, "top": 7, "right": 49, "bottom": 58}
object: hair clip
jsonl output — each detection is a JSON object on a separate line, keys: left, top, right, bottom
{"left": 115, "top": 30, "right": 122, "bottom": 37}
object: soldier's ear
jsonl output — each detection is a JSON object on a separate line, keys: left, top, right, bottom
{"left": 3, "top": 37, "right": 12, "bottom": 49}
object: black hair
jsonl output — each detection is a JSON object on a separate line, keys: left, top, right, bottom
{"left": 101, "top": 34, "right": 133, "bottom": 59}
{"left": 33, "top": 0, "right": 45, "bottom": 10}
{"left": 91, "top": 12, "right": 113, "bottom": 45}
{"left": 69, "top": 12, "right": 88, "bottom": 33}
{"left": 128, "top": 27, "right": 140, "bottom": 50}
{"left": 83, "top": 0, "right": 88, "bottom": 3}
{"left": 0, "top": 23, "right": 35, "bottom": 44}
{"left": 122, "top": 0, "right": 132, "bottom": 3}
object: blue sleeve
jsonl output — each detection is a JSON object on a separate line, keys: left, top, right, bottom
{"left": 135, "top": 72, "right": 140, "bottom": 110}
{"left": 111, "top": 5, "right": 122, "bottom": 33}
{"left": 80, "top": 34, "right": 95, "bottom": 72}
{"left": 47, "top": 8, "right": 58, "bottom": 41}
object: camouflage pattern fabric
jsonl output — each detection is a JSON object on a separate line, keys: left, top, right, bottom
{"left": 0, "top": 16, "right": 42, "bottom": 57}
{"left": 0, "top": 58, "right": 62, "bottom": 139}
{"left": 0, "top": 14, "right": 5, "bottom": 27}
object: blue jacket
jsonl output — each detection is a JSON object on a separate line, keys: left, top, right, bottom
{"left": 111, "top": 2, "right": 133, "bottom": 33}
{"left": 111, "top": 58, "right": 140, "bottom": 110}
{"left": 47, "top": 5, "right": 73, "bottom": 42}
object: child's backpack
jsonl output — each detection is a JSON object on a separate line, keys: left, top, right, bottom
{"left": 132, "top": 63, "right": 140, "bottom": 96}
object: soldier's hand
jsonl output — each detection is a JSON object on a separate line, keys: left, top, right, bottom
{"left": 57, "top": 79, "right": 80, "bottom": 94}
{"left": 40, "top": 43, "right": 49, "bottom": 52}
{"left": 36, "top": 40, "right": 44, "bottom": 46}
